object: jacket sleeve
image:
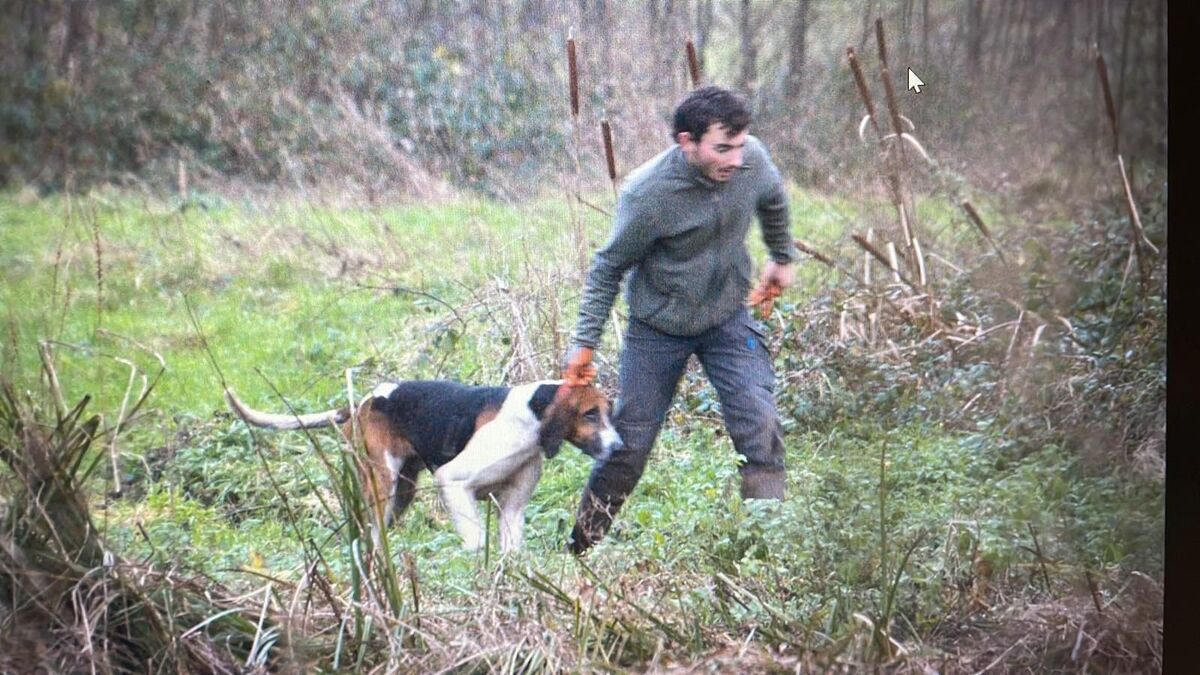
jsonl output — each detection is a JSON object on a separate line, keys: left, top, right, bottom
{"left": 572, "top": 190, "right": 657, "bottom": 349}
{"left": 755, "top": 142, "right": 798, "bottom": 264}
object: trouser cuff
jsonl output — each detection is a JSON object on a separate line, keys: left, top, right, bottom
{"left": 740, "top": 466, "right": 786, "bottom": 500}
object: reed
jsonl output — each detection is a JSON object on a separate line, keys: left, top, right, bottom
{"left": 960, "top": 200, "right": 1009, "bottom": 264}
{"left": 601, "top": 118, "right": 617, "bottom": 201}
{"left": 685, "top": 39, "right": 701, "bottom": 88}
{"left": 1094, "top": 49, "right": 1158, "bottom": 297}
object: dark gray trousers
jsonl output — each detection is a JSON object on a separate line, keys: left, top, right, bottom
{"left": 569, "top": 307, "right": 786, "bottom": 553}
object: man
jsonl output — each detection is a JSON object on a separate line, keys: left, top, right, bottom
{"left": 562, "top": 86, "right": 798, "bottom": 554}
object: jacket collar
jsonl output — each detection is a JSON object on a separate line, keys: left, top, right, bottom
{"left": 670, "top": 146, "right": 719, "bottom": 190}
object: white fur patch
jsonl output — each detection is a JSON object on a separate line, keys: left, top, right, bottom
{"left": 370, "top": 382, "right": 399, "bottom": 399}
{"left": 384, "top": 450, "right": 401, "bottom": 482}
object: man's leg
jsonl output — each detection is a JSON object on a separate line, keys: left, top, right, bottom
{"left": 696, "top": 308, "right": 787, "bottom": 499}
{"left": 569, "top": 319, "right": 691, "bottom": 553}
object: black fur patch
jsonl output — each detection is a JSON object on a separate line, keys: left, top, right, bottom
{"left": 527, "top": 383, "right": 560, "bottom": 420}
{"left": 370, "top": 381, "right": 510, "bottom": 473}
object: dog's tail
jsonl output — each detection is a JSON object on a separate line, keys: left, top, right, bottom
{"left": 225, "top": 388, "right": 351, "bottom": 430}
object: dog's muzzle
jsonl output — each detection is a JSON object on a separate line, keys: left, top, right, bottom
{"left": 592, "top": 426, "right": 624, "bottom": 463}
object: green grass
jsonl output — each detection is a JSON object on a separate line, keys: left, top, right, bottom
{"left": 0, "top": 188, "right": 1162, "bottom": 669}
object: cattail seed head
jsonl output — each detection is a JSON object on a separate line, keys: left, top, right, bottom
{"left": 685, "top": 40, "right": 701, "bottom": 88}
{"left": 847, "top": 47, "right": 880, "bottom": 135}
{"left": 1095, "top": 53, "right": 1119, "bottom": 155}
{"left": 875, "top": 18, "right": 890, "bottom": 68}
{"left": 601, "top": 119, "right": 616, "bottom": 181}
{"left": 567, "top": 38, "right": 579, "bottom": 117}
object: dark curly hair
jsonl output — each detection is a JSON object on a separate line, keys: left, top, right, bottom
{"left": 672, "top": 86, "right": 752, "bottom": 141}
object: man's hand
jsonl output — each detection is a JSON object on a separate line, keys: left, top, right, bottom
{"left": 761, "top": 260, "right": 795, "bottom": 290}
{"left": 747, "top": 261, "right": 794, "bottom": 318}
{"left": 563, "top": 346, "right": 597, "bottom": 386}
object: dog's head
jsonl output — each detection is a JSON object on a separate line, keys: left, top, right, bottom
{"left": 528, "top": 382, "right": 623, "bottom": 461}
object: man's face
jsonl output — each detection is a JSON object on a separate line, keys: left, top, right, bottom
{"left": 678, "top": 123, "right": 747, "bottom": 182}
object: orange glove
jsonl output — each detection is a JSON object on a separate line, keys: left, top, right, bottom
{"left": 747, "top": 281, "right": 782, "bottom": 318}
{"left": 563, "top": 346, "right": 597, "bottom": 386}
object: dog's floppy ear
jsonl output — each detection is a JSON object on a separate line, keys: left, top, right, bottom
{"left": 530, "top": 383, "right": 570, "bottom": 458}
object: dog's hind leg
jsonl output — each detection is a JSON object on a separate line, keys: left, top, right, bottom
{"left": 387, "top": 457, "right": 425, "bottom": 526}
{"left": 348, "top": 403, "right": 413, "bottom": 531}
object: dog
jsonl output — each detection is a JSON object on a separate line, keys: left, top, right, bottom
{"left": 225, "top": 379, "right": 622, "bottom": 552}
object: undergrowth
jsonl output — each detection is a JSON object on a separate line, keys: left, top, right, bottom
{"left": 0, "top": 185, "right": 1163, "bottom": 671}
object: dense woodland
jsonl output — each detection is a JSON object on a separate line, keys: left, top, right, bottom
{"left": 1, "top": 1, "right": 1168, "bottom": 198}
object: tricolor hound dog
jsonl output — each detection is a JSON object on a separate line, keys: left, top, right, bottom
{"left": 225, "top": 380, "right": 622, "bottom": 552}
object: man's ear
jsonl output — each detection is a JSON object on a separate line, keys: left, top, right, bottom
{"left": 538, "top": 403, "right": 570, "bottom": 459}
{"left": 675, "top": 131, "right": 693, "bottom": 147}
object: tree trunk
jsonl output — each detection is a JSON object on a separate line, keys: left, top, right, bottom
{"left": 1115, "top": 0, "right": 1135, "bottom": 123}
{"left": 737, "top": 0, "right": 757, "bottom": 97}
{"left": 922, "top": 0, "right": 929, "bottom": 64}
{"left": 859, "top": 0, "right": 875, "bottom": 52}
{"left": 782, "top": 0, "right": 811, "bottom": 107}
{"left": 1156, "top": 0, "right": 1166, "bottom": 119}
{"left": 967, "top": 0, "right": 983, "bottom": 80}
{"left": 695, "top": 0, "right": 714, "bottom": 78}
{"left": 1060, "top": 2, "right": 1074, "bottom": 76}
{"left": 60, "top": 0, "right": 98, "bottom": 91}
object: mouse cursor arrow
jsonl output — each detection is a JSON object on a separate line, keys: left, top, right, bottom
{"left": 907, "top": 68, "right": 925, "bottom": 94}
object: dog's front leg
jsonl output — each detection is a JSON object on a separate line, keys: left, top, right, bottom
{"left": 497, "top": 505, "right": 524, "bottom": 554}
{"left": 497, "top": 457, "right": 543, "bottom": 553}
{"left": 435, "top": 473, "right": 484, "bottom": 550}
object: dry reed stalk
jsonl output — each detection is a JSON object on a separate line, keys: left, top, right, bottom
{"left": 927, "top": 251, "right": 964, "bottom": 275}
{"left": 38, "top": 341, "right": 68, "bottom": 418}
{"left": 791, "top": 238, "right": 932, "bottom": 334}
{"left": 89, "top": 205, "right": 103, "bottom": 338}
{"left": 879, "top": 63, "right": 920, "bottom": 262}
{"left": 792, "top": 239, "right": 837, "bottom": 268}
{"left": 1117, "top": 154, "right": 1157, "bottom": 255}
{"left": 876, "top": 20, "right": 928, "bottom": 289}
{"left": 875, "top": 19, "right": 904, "bottom": 140}
{"left": 50, "top": 210, "right": 72, "bottom": 320}
{"left": 1085, "top": 571, "right": 1105, "bottom": 615}
{"left": 864, "top": 227, "right": 875, "bottom": 284}
{"left": 685, "top": 39, "right": 701, "bottom": 88}
{"left": 911, "top": 229, "right": 928, "bottom": 286}
{"left": 177, "top": 156, "right": 188, "bottom": 201}
{"left": 1029, "top": 323, "right": 1047, "bottom": 356}
{"left": 1095, "top": 51, "right": 1157, "bottom": 293}
{"left": 403, "top": 552, "right": 421, "bottom": 631}
{"left": 107, "top": 357, "right": 140, "bottom": 497}
{"left": 566, "top": 32, "right": 586, "bottom": 280}
{"left": 886, "top": 241, "right": 902, "bottom": 284}
{"left": 960, "top": 201, "right": 1009, "bottom": 264}
{"left": 854, "top": 233, "right": 916, "bottom": 289}
{"left": 1095, "top": 54, "right": 1119, "bottom": 157}
{"left": 575, "top": 194, "right": 612, "bottom": 218}
{"left": 959, "top": 392, "right": 983, "bottom": 415}
{"left": 1027, "top": 525, "right": 1054, "bottom": 594}
{"left": 996, "top": 309, "right": 1025, "bottom": 401}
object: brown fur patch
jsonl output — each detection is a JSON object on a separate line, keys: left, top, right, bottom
{"left": 547, "top": 386, "right": 612, "bottom": 453}
{"left": 474, "top": 405, "right": 501, "bottom": 431}
{"left": 343, "top": 399, "right": 416, "bottom": 524}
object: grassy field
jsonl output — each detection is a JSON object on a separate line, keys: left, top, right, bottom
{"left": 0, "top": 187, "right": 1163, "bottom": 671}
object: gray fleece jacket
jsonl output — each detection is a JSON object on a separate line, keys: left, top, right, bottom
{"left": 573, "top": 135, "right": 797, "bottom": 347}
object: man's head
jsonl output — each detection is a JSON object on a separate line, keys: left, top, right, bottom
{"left": 673, "top": 86, "right": 752, "bottom": 183}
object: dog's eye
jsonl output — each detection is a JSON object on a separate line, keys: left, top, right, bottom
{"left": 583, "top": 408, "right": 600, "bottom": 423}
